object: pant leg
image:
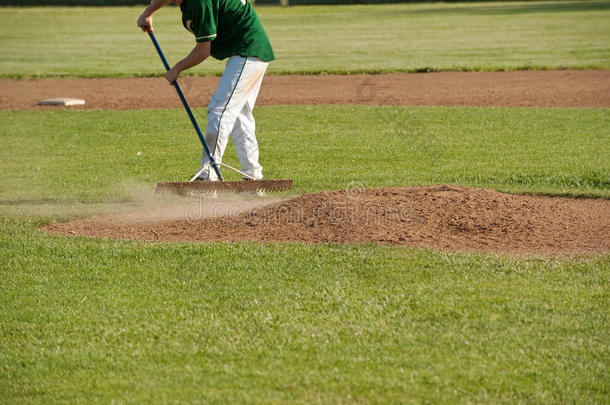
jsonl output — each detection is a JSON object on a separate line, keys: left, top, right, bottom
{"left": 200, "top": 56, "right": 268, "bottom": 180}
{"left": 231, "top": 59, "right": 268, "bottom": 180}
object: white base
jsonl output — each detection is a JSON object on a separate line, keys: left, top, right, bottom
{"left": 38, "top": 98, "right": 85, "bottom": 106}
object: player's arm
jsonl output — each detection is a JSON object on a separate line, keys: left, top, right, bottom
{"left": 137, "top": 0, "right": 171, "bottom": 32}
{"left": 165, "top": 41, "right": 211, "bottom": 84}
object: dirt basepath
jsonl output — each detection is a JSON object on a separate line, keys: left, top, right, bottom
{"left": 45, "top": 185, "right": 610, "bottom": 256}
{"left": 3, "top": 70, "right": 610, "bottom": 110}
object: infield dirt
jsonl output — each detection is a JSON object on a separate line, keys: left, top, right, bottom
{"left": 2, "top": 70, "right": 610, "bottom": 110}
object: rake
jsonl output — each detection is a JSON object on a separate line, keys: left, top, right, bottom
{"left": 147, "top": 31, "right": 293, "bottom": 195}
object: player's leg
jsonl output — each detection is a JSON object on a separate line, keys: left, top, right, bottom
{"left": 231, "top": 58, "right": 268, "bottom": 180}
{"left": 232, "top": 100, "right": 262, "bottom": 179}
{"left": 198, "top": 56, "right": 252, "bottom": 180}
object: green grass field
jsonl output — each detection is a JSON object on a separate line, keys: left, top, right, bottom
{"left": 1, "top": 1, "right": 610, "bottom": 403}
{"left": 1, "top": 106, "right": 609, "bottom": 402}
{"left": 1, "top": 1, "right": 610, "bottom": 77}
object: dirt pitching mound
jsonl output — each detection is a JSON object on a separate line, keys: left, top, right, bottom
{"left": 45, "top": 185, "right": 609, "bottom": 256}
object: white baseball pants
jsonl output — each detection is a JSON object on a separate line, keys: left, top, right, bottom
{"left": 200, "top": 56, "right": 268, "bottom": 180}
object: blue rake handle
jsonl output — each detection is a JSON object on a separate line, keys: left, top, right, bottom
{"left": 147, "top": 30, "right": 224, "bottom": 181}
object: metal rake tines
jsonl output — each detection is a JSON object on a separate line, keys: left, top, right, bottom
{"left": 155, "top": 179, "right": 293, "bottom": 195}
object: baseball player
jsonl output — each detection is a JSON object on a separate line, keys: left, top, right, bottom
{"left": 137, "top": 0, "right": 274, "bottom": 182}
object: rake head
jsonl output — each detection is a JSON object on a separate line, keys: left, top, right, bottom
{"left": 155, "top": 179, "right": 293, "bottom": 195}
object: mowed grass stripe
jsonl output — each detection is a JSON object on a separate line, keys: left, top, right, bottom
{"left": 0, "top": 106, "right": 608, "bottom": 204}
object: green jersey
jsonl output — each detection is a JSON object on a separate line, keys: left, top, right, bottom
{"left": 180, "top": 0, "right": 275, "bottom": 62}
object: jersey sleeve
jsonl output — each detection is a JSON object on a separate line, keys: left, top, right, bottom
{"left": 193, "top": 0, "right": 217, "bottom": 42}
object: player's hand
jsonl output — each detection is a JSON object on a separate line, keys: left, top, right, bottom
{"left": 137, "top": 13, "right": 153, "bottom": 32}
{"left": 165, "top": 68, "right": 179, "bottom": 85}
